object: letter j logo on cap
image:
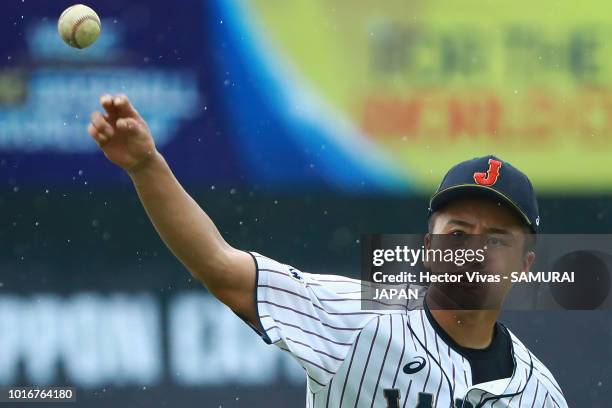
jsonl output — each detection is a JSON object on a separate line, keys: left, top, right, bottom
{"left": 473, "top": 159, "right": 502, "bottom": 186}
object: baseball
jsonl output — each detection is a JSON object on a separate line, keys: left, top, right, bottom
{"left": 58, "top": 4, "right": 101, "bottom": 49}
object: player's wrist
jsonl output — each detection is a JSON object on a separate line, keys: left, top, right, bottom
{"left": 126, "top": 150, "right": 164, "bottom": 178}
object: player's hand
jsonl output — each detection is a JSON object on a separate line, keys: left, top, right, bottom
{"left": 87, "top": 94, "right": 157, "bottom": 172}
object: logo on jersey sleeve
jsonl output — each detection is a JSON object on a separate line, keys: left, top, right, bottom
{"left": 473, "top": 159, "right": 502, "bottom": 186}
{"left": 288, "top": 267, "right": 304, "bottom": 282}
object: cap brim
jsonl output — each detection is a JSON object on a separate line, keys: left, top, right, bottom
{"left": 429, "top": 184, "right": 534, "bottom": 231}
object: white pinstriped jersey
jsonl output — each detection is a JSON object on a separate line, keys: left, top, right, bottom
{"left": 248, "top": 252, "right": 568, "bottom": 408}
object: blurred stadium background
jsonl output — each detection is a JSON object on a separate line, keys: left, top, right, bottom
{"left": 1, "top": 0, "right": 612, "bottom": 406}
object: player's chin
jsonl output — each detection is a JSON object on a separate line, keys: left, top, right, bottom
{"left": 435, "top": 282, "right": 501, "bottom": 310}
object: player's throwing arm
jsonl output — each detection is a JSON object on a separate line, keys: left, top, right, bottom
{"left": 87, "top": 94, "right": 259, "bottom": 327}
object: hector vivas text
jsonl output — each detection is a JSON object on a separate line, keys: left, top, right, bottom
{"left": 369, "top": 245, "right": 574, "bottom": 301}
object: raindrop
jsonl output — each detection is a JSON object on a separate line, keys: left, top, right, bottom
{"left": 230, "top": 188, "right": 237, "bottom": 194}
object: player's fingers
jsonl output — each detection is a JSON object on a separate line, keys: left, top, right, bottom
{"left": 116, "top": 117, "right": 140, "bottom": 134}
{"left": 100, "top": 94, "right": 115, "bottom": 116}
{"left": 87, "top": 123, "right": 109, "bottom": 146}
{"left": 90, "top": 111, "right": 114, "bottom": 137}
{"left": 112, "top": 94, "right": 140, "bottom": 119}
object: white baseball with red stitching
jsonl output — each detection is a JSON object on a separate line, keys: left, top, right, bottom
{"left": 58, "top": 4, "right": 101, "bottom": 49}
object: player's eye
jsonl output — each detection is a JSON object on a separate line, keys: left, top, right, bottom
{"left": 447, "top": 230, "right": 468, "bottom": 246}
{"left": 486, "top": 236, "right": 507, "bottom": 247}
{"left": 450, "top": 230, "right": 465, "bottom": 237}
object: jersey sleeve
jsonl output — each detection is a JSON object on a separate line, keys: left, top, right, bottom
{"left": 246, "top": 251, "right": 384, "bottom": 390}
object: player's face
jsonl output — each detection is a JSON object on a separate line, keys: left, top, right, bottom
{"left": 425, "top": 196, "right": 535, "bottom": 309}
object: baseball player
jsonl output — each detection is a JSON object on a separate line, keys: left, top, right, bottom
{"left": 87, "top": 94, "right": 568, "bottom": 408}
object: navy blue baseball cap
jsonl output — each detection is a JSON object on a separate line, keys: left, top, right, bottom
{"left": 428, "top": 155, "right": 540, "bottom": 233}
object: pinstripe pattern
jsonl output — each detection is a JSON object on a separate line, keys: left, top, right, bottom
{"left": 391, "top": 315, "right": 406, "bottom": 388}
{"left": 371, "top": 315, "right": 393, "bottom": 408}
{"left": 249, "top": 252, "right": 568, "bottom": 407}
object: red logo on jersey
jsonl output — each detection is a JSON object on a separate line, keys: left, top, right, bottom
{"left": 473, "top": 159, "right": 502, "bottom": 186}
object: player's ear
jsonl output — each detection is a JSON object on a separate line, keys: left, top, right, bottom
{"left": 521, "top": 231, "right": 536, "bottom": 272}
{"left": 423, "top": 233, "right": 432, "bottom": 269}
{"left": 522, "top": 250, "right": 535, "bottom": 273}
